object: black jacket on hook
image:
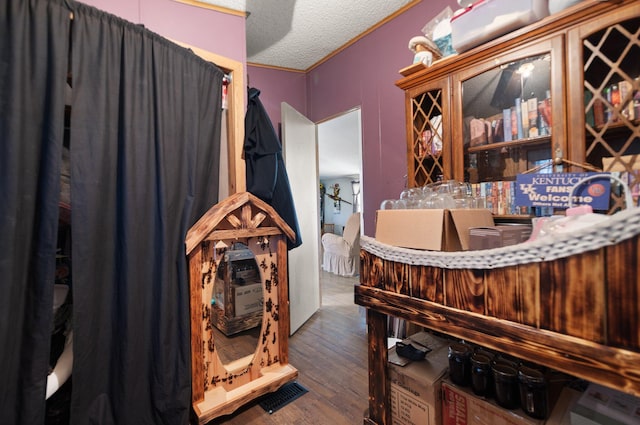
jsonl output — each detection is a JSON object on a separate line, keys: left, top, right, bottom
{"left": 244, "top": 87, "right": 302, "bottom": 250}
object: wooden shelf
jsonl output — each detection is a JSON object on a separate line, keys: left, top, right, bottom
{"left": 586, "top": 119, "right": 640, "bottom": 138}
{"left": 399, "top": 62, "right": 427, "bottom": 77}
{"left": 355, "top": 285, "right": 640, "bottom": 394}
{"left": 356, "top": 234, "right": 640, "bottom": 425}
{"left": 416, "top": 152, "right": 442, "bottom": 161}
{"left": 467, "top": 135, "right": 551, "bottom": 153}
{"left": 493, "top": 214, "right": 534, "bottom": 222}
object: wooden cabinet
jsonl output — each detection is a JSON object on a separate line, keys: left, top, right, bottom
{"left": 355, "top": 3, "right": 640, "bottom": 425}
{"left": 452, "top": 36, "right": 565, "bottom": 185}
{"left": 397, "top": 0, "right": 640, "bottom": 215}
{"left": 566, "top": 8, "right": 640, "bottom": 210}
{"left": 405, "top": 76, "right": 451, "bottom": 186}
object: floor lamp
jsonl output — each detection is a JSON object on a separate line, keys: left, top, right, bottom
{"left": 351, "top": 180, "right": 360, "bottom": 213}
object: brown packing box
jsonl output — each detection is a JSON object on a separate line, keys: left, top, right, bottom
{"left": 442, "top": 380, "right": 546, "bottom": 425}
{"left": 233, "top": 282, "right": 263, "bottom": 316}
{"left": 545, "top": 386, "right": 582, "bottom": 425}
{"left": 389, "top": 332, "right": 451, "bottom": 425}
{"left": 375, "top": 208, "right": 495, "bottom": 251}
{"left": 468, "top": 224, "right": 532, "bottom": 250}
{"left": 570, "top": 382, "right": 640, "bottom": 425}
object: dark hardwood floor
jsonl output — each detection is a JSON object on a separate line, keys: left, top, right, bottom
{"left": 208, "top": 270, "right": 369, "bottom": 425}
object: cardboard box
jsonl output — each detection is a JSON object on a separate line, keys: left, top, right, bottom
{"left": 442, "top": 380, "right": 546, "bottom": 425}
{"left": 468, "top": 224, "right": 532, "bottom": 250}
{"left": 375, "top": 208, "right": 494, "bottom": 251}
{"left": 233, "top": 282, "right": 263, "bottom": 316}
{"left": 389, "top": 332, "right": 451, "bottom": 425}
{"left": 570, "top": 383, "right": 640, "bottom": 425}
{"left": 545, "top": 386, "right": 582, "bottom": 425}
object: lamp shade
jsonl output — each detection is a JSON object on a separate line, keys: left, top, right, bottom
{"left": 351, "top": 180, "right": 361, "bottom": 196}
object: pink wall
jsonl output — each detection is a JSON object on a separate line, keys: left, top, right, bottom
{"left": 315, "top": 0, "right": 459, "bottom": 236}
{"left": 77, "top": 0, "right": 245, "bottom": 66}
{"left": 250, "top": 0, "right": 457, "bottom": 235}
{"left": 246, "top": 67, "right": 307, "bottom": 127}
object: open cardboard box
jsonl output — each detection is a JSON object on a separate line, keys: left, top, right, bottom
{"left": 570, "top": 382, "right": 640, "bottom": 425}
{"left": 375, "top": 209, "right": 495, "bottom": 251}
{"left": 389, "top": 332, "right": 451, "bottom": 425}
{"left": 442, "top": 380, "right": 546, "bottom": 425}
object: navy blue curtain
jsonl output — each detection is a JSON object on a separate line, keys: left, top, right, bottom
{"left": 244, "top": 88, "right": 302, "bottom": 250}
{"left": 0, "top": 0, "right": 70, "bottom": 424}
{"left": 1, "top": 0, "right": 223, "bottom": 423}
{"left": 69, "top": 3, "right": 222, "bottom": 424}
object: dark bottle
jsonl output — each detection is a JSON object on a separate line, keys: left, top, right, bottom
{"left": 492, "top": 363, "right": 519, "bottom": 409}
{"left": 448, "top": 342, "right": 472, "bottom": 387}
{"left": 518, "top": 366, "right": 549, "bottom": 419}
{"left": 470, "top": 353, "right": 493, "bottom": 397}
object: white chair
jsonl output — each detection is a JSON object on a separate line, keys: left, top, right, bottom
{"left": 321, "top": 213, "right": 360, "bottom": 276}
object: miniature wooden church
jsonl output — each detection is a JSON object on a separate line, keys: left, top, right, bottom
{"left": 185, "top": 192, "right": 298, "bottom": 424}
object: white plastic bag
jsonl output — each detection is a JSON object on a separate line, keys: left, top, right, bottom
{"left": 422, "top": 7, "right": 457, "bottom": 57}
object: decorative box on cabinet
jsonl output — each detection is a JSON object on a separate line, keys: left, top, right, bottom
{"left": 186, "top": 192, "right": 298, "bottom": 424}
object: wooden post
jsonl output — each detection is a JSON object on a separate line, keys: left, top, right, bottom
{"left": 365, "top": 309, "right": 390, "bottom": 425}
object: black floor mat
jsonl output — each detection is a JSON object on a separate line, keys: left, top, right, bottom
{"left": 258, "top": 381, "right": 308, "bottom": 414}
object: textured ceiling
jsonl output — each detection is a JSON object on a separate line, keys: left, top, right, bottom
{"left": 199, "top": 0, "right": 416, "bottom": 71}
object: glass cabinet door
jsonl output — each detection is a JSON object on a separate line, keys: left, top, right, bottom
{"left": 567, "top": 9, "right": 639, "bottom": 210}
{"left": 452, "top": 37, "right": 564, "bottom": 215}
{"left": 406, "top": 77, "right": 450, "bottom": 187}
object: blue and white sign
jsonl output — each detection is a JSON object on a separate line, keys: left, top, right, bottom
{"left": 515, "top": 172, "right": 611, "bottom": 210}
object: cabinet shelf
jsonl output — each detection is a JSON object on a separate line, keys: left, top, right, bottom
{"left": 493, "top": 214, "right": 534, "bottom": 221}
{"left": 586, "top": 119, "right": 640, "bottom": 137}
{"left": 467, "top": 135, "right": 551, "bottom": 153}
{"left": 416, "top": 152, "right": 442, "bottom": 161}
{"left": 399, "top": 62, "right": 427, "bottom": 77}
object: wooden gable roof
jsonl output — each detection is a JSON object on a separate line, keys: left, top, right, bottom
{"left": 185, "top": 192, "right": 296, "bottom": 255}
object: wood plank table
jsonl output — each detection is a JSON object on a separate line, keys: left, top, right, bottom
{"left": 354, "top": 224, "right": 640, "bottom": 425}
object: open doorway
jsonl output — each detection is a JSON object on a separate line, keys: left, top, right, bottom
{"left": 281, "top": 105, "right": 362, "bottom": 334}
{"left": 317, "top": 108, "right": 363, "bottom": 237}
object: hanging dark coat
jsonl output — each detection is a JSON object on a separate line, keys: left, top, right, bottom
{"left": 244, "top": 87, "right": 302, "bottom": 250}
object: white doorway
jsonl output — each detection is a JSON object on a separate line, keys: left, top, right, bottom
{"left": 281, "top": 103, "right": 321, "bottom": 335}
{"left": 281, "top": 104, "right": 363, "bottom": 335}
{"left": 318, "top": 108, "right": 363, "bottom": 235}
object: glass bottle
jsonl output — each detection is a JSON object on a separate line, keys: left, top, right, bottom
{"left": 518, "top": 366, "right": 549, "bottom": 419}
{"left": 448, "top": 342, "right": 472, "bottom": 386}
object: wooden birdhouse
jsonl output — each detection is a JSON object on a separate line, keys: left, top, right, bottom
{"left": 185, "top": 192, "right": 298, "bottom": 424}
